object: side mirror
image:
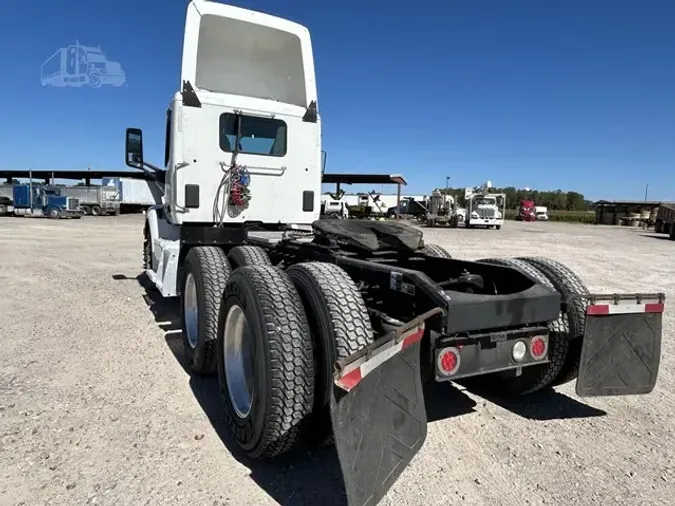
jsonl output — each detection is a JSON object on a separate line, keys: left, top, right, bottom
{"left": 125, "top": 128, "right": 144, "bottom": 168}
{"left": 321, "top": 150, "right": 327, "bottom": 174}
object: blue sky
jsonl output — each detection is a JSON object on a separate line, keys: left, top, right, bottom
{"left": 0, "top": 0, "right": 673, "bottom": 201}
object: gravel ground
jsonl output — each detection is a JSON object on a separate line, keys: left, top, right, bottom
{"left": 1, "top": 215, "right": 673, "bottom": 506}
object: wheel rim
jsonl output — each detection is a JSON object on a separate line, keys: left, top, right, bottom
{"left": 224, "top": 305, "right": 255, "bottom": 419}
{"left": 183, "top": 273, "right": 198, "bottom": 349}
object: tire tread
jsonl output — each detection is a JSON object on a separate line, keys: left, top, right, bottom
{"left": 183, "top": 246, "right": 231, "bottom": 374}
{"left": 224, "top": 266, "right": 314, "bottom": 458}
{"left": 422, "top": 243, "right": 452, "bottom": 258}
{"left": 517, "top": 257, "right": 589, "bottom": 386}
{"left": 228, "top": 246, "right": 272, "bottom": 269}
{"left": 477, "top": 257, "right": 569, "bottom": 394}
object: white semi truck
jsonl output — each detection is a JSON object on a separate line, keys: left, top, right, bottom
{"left": 124, "top": 2, "right": 665, "bottom": 505}
{"left": 464, "top": 181, "right": 505, "bottom": 229}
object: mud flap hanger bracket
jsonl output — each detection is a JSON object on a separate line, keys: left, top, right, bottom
{"left": 563, "top": 292, "right": 666, "bottom": 312}
{"left": 333, "top": 307, "right": 443, "bottom": 392}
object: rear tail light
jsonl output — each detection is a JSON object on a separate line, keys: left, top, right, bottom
{"left": 530, "top": 336, "right": 548, "bottom": 360}
{"left": 437, "top": 347, "right": 461, "bottom": 376}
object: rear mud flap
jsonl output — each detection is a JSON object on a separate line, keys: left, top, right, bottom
{"left": 330, "top": 342, "right": 427, "bottom": 506}
{"left": 576, "top": 294, "right": 664, "bottom": 397}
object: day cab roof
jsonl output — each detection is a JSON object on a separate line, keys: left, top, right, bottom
{"left": 181, "top": 0, "right": 317, "bottom": 108}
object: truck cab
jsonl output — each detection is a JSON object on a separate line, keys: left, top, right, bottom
{"left": 125, "top": 0, "right": 323, "bottom": 297}
{"left": 12, "top": 185, "right": 83, "bottom": 219}
{"left": 466, "top": 193, "right": 505, "bottom": 229}
{"left": 144, "top": 2, "right": 322, "bottom": 228}
{"left": 517, "top": 200, "right": 536, "bottom": 221}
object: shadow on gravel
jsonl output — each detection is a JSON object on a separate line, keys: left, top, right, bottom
{"left": 640, "top": 234, "right": 673, "bottom": 241}
{"left": 165, "top": 331, "right": 348, "bottom": 506}
{"left": 466, "top": 387, "right": 607, "bottom": 421}
{"left": 121, "top": 272, "right": 484, "bottom": 505}
{"left": 122, "top": 273, "right": 348, "bottom": 506}
{"left": 424, "top": 382, "right": 477, "bottom": 423}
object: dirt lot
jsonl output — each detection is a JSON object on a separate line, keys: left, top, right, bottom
{"left": 1, "top": 215, "right": 673, "bottom": 506}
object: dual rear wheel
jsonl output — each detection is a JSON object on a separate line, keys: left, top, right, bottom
{"left": 473, "top": 256, "right": 589, "bottom": 396}
{"left": 179, "top": 245, "right": 373, "bottom": 458}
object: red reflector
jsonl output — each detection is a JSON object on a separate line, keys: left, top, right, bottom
{"left": 336, "top": 367, "right": 362, "bottom": 391}
{"left": 587, "top": 304, "right": 609, "bottom": 315}
{"left": 645, "top": 303, "right": 664, "bottom": 313}
{"left": 531, "top": 337, "right": 546, "bottom": 358}
{"left": 401, "top": 328, "right": 424, "bottom": 349}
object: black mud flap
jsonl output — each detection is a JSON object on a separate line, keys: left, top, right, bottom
{"left": 576, "top": 293, "right": 664, "bottom": 397}
{"left": 330, "top": 321, "right": 432, "bottom": 506}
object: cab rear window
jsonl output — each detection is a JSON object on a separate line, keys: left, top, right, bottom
{"left": 219, "top": 114, "right": 287, "bottom": 157}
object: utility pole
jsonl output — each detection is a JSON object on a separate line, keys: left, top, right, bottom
{"left": 645, "top": 183, "right": 649, "bottom": 202}
{"left": 445, "top": 176, "right": 450, "bottom": 195}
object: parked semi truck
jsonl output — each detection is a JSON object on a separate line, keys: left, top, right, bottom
{"left": 464, "top": 181, "right": 505, "bottom": 229}
{"left": 10, "top": 184, "right": 83, "bottom": 218}
{"left": 517, "top": 199, "right": 536, "bottom": 221}
{"left": 425, "top": 190, "right": 460, "bottom": 227}
{"left": 125, "top": 3, "right": 665, "bottom": 505}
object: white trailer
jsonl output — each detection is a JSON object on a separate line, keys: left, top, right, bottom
{"left": 101, "top": 177, "right": 161, "bottom": 212}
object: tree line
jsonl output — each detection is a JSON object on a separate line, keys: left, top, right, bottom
{"left": 437, "top": 187, "right": 593, "bottom": 211}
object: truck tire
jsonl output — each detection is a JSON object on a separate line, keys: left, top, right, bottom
{"left": 227, "top": 245, "right": 272, "bottom": 269}
{"left": 181, "top": 247, "right": 231, "bottom": 375}
{"left": 47, "top": 207, "right": 61, "bottom": 219}
{"left": 471, "top": 257, "right": 570, "bottom": 395}
{"left": 91, "top": 205, "right": 102, "bottom": 216}
{"left": 82, "top": 205, "right": 91, "bottom": 215}
{"left": 422, "top": 243, "right": 452, "bottom": 258}
{"left": 518, "top": 257, "right": 589, "bottom": 386}
{"left": 217, "top": 266, "right": 314, "bottom": 458}
{"left": 287, "top": 262, "right": 374, "bottom": 444}
{"left": 655, "top": 220, "right": 662, "bottom": 233}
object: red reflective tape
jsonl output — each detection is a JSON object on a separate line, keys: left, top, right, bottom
{"left": 336, "top": 367, "right": 362, "bottom": 392}
{"left": 587, "top": 304, "right": 609, "bottom": 315}
{"left": 645, "top": 303, "right": 664, "bottom": 313}
{"left": 401, "top": 328, "right": 424, "bottom": 349}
